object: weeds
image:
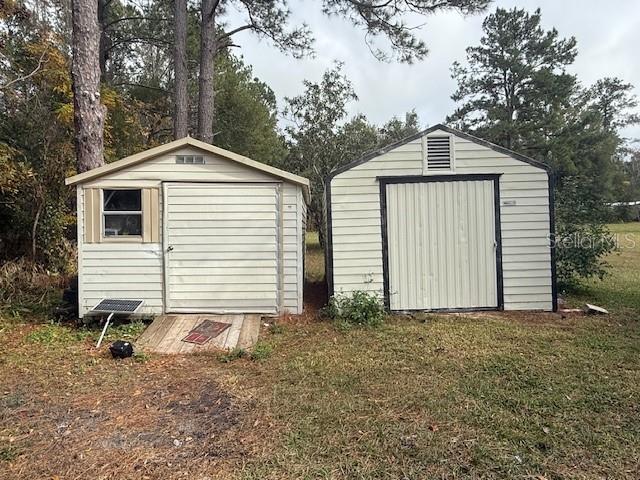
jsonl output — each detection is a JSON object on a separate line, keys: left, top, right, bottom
{"left": 269, "top": 323, "right": 285, "bottom": 335}
{"left": 133, "top": 350, "right": 151, "bottom": 363}
{"left": 0, "top": 445, "right": 19, "bottom": 462}
{"left": 324, "top": 290, "right": 386, "bottom": 328}
{"left": 26, "top": 324, "right": 91, "bottom": 345}
{"left": 218, "top": 341, "right": 274, "bottom": 363}
{"left": 0, "top": 258, "right": 70, "bottom": 317}
{"left": 219, "top": 347, "right": 247, "bottom": 363}
{"left": 107, "top": 320, "right": 147, "bottom": 341}
{"left": 250, "top": 341, "right": 273, "bottom": 361}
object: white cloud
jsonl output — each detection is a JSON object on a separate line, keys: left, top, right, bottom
{"left": 225, "top": 0, "right": 640, "bottom": 140}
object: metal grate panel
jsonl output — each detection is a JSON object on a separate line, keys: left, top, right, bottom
{"left": 427, "top": 136, "right": 452, "bottom": 170}
{"left": 92, "top": 299, "right": 144, "bottom": 314}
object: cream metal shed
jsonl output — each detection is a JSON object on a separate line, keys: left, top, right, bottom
{"left": 66, "top": 137, "right": 309, "bottom": 317}
{"left": 326, "top": 124, "right": 557, "bottom": 312}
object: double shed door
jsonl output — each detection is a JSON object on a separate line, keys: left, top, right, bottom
{"left": 384, "top": 178, "right": 500, "bottom": 311}
{"left": 163, "top": 183, "right": 280, "bottom": 314}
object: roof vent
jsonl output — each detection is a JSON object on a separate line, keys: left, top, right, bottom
{"left": 426, "top": 136, "right": 452, "bottom": 170}
{"left": 176, "top": 155, "right": 204, "bottom": 165}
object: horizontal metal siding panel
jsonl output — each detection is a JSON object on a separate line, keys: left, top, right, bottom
{"left": 504, "top": 301, "right": 553, "bottom": 310}
{"left": 80, "top": 243, "right": 163, "bottom": 316}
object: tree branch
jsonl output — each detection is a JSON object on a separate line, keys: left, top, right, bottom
{"left": 105, "top": 37, "right": 171, "bottom": 53}
{"left": 216, "top": 24, "right": 254, "bottom": 41}
{"left": 105, "top": 16, "right": 170, "bottom": 29}
{"left": 112, "top": 82, "right": 169, "bottom": 92}
{"left": 1, "top": 49, "right": 47, "bottom": 90}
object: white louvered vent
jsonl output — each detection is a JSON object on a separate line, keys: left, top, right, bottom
{"left": 176, "top": 155, "right": 204, "bottom": 164}
{"left": 426, "top": 136, "right": 452, "bottom": 170}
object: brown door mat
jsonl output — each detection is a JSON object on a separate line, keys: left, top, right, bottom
{"left": 182, "top": 319, "right": 232, "bottom": 345}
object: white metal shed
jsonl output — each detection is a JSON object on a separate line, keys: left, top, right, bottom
{"left": 66, "top": 137, "right": 309, "bottom": 317}
{"left": 326, "top": 124, "right": 557, "bottom": 312}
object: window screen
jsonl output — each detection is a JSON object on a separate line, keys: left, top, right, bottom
{"left": 103, "top": 189, "right": 142, "bottom": 237}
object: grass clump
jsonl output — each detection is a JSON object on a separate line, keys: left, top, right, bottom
{"left": 250, "top": 341, "right": 273, "bottom": 361}
{"left": 107, "top": 320, "right": 147, "bottom": 341}
{"left": 219, "top": 341, "right": 274, "bottom": 363}
{"left": 132, "top": 350, "right": 151, "bottom": 363}
{"left": 218, "top": 347, "right": 247, "bottom": 363}
{"left": 0, "top": 445, "right": 19, "bottom": 462}
{"left": 324, "top": 290, "right": 385, "bottom": 328}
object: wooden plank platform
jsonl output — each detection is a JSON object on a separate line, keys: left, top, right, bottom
{"left": 136, "top": 314, "right": 261, "bottom": 354}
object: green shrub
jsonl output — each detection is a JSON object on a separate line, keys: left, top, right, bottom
{"left": 133, "top": 351, "right": 151, "bottom": 363}
{"left": 555, "top": 176, "right": 617, "bottom": 289}
{"left": 323, "top": 290, "right": 385, "bottom": 328}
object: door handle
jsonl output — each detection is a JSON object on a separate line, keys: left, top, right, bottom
{"left": 167, "top": 245, "right": 174, "bottom": 252}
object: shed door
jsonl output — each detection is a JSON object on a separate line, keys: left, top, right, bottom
{"left": 164, "top": 183, "right": 279, "bottom": 314}
{"left": 385, "top": 180, "right": 498, "bottom": 311}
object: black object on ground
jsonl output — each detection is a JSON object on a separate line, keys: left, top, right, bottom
{"left": 109, "top": 340, "right": 134, "bottom": 359}
{"left": 54, "top": 276, "right": 78, "bottom": 321}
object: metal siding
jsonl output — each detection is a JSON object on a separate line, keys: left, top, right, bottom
{"left": 80, "top": 243, "right": 164, "bottom": 316}
{"left": 329, "top": 129, "right": 553, "bottom": 311}
{"left": 78, "top": 148, "right": 305, "bottom": 316}
{"left": 164, "top": 183, "right": 279, "bottom": 314}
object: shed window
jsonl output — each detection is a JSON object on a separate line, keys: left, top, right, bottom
{"left": 103, "top": 189, "right": 142, "bottom": 237}
{"left": 176, "top": 155, "right": 204, "bottom": 164}
{"left": 426, "top": 136, "right": 453, "bottom": 170}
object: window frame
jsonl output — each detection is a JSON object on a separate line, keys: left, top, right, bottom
{"left": 101, "top": 188, "right": 144, "bottom": 241}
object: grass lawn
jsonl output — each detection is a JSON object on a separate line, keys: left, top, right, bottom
{"left": 1, "top": 226, "right": 639, "bottom": 479}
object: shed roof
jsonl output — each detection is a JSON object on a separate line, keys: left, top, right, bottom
{"left": 65, "top": 136, "right": 310, "bottom": 201}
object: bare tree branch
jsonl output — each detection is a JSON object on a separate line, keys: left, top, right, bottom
{"left": 1, "top": 50, "right": 48, "bottom": 90}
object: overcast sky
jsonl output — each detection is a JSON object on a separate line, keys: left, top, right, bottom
{"left": 226, "top": 0, "right": 640, "bottom": 141}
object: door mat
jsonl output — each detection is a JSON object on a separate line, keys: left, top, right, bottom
{"left": 182, "top": 320, "right": 231, "bottom": 345}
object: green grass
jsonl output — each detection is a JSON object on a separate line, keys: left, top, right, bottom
{"left": 568, "top": 223, "right": 640, "bottom": 313}
{"left": 305, "top": 231, "right": 324, "bottom": 283}
{"left": 232, "top": 225, "right": 640, "bottom": 478}
{"left": 23, "top": 319, "right": 147, "bottom": 347}
{"left": 235, "top": 315, "right": 640, "bottom": 478}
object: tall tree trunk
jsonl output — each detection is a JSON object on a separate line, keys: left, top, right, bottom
{"left": 72, "top": 0, "right": 106, "bottom": 173}
{"left": 197, "top": 0, "right": 216, "bottom": 143}
{"left": 97, "top": 0, "right": 112, "bottom": 84}
{"left": 173, "top": 0, "right": 189, "bottom": 139}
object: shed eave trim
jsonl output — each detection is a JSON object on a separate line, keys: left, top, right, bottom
{"left": 65, "top": 137, "right": 310, "bottom": 200}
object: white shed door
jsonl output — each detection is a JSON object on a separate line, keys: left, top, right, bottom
{"left": 385, "top": 180, "right": 498, "bottom": 311}
{"left": 164, "top": 183, "right": 279, "bottom": 314}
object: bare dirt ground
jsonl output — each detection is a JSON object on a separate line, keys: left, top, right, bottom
{"left": 1, "top": 332, "right": 251, "bottom": 479}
